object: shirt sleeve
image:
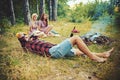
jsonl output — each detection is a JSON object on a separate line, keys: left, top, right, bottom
{"left": 38, "top": 20, "right": 42, "bottom": 27}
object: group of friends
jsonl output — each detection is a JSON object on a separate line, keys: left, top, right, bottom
{"left": 29, "top": 13, "right": 60, "bottom": 38}
{"left": 16, "top": 13, "right": 114, "bottom": 63}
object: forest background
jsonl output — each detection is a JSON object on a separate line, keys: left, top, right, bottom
{"left": 0, "top": 0, "right": 120, "bottom": 80}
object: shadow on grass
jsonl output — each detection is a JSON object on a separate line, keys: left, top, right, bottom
{"left": 0, "top": 39, "right": 8, "bottom": 50}
{"left": 103, "top": 41, "right": 120, "bottom": 80}
{"left": 94, "top": 36, "right": 120, "bottom": 80}
{"left": 0, "top": 54, "right": 11, "bottom": 80}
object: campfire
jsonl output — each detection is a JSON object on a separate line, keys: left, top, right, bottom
{"left": 70, "top": 17, "right": 115, "bottom": 46}
{"left": 69, "top": 27, "right": 114, "bottom": 46}
{"left": 80, "top": 32, "right": 113, "bottom": 45}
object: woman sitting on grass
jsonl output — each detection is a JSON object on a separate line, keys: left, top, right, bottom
{"left": 38, "top": 13, "right": 52, "bottom": 34}
{"left": 29, "top": 13, "right": 39, "bottom": 35}
{"left": 16, "top": 32, "right": 114, "bottom": 63}
{"left": 29, "top": 13, "right": 47, "bottom": 38}
{"left": 38, "top": 13, "right": 60, "bottom": 37}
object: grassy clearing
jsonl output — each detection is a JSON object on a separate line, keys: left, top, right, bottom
{"left": 0, "top": 20, "right": 120, "bottom": 80}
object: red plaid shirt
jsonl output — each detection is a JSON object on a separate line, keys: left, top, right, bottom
{"left": 18, "top": 37, "right": 56, "bottom": 57}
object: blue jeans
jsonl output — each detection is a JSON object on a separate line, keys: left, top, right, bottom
{"left": 49, "top": 39, "right": 75, "bottom": 58}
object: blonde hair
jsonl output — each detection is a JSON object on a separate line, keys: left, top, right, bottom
{"left": 32, "top": 13, "right": 38, "bottom": 20}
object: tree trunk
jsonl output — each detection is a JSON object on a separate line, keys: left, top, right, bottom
{"left": 9, "top": 0, "right": 16, "bottom": 25}
{"left": 39, "top": 0, "right": 45, "bottom": 18}
{"left": 36, "top": 0, "right": 39, "bottom": 15}
{"left": 52, "top": 0, "right": 57, "bottom": 21}
{"left": 23, "top": 0, "right": 31, "bottom": 25}
{"left": 49, "top": 0, "right": 52, "bottom": 20}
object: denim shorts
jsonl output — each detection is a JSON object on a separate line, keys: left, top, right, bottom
{"left": 49, "top": 39, "right": 75, "bottom": 58}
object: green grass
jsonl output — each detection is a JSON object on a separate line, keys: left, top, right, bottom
{"left": 0, "top": 20, "right": 120, "bottom": 80}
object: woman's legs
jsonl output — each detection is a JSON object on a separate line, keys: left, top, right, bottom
{"left": 69, "top": 36, "right": 113, "bottom": 62}
{"left": 44, "top": 26, "right": 52, "bottom": 34}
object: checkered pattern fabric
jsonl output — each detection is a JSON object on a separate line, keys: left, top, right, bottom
{"left": 18, "top": 37, "right": 55, "bottom": 57}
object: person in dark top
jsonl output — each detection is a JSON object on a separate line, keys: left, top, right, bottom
{"left": 16, "top": 32, "right": 114, "bottom": 63}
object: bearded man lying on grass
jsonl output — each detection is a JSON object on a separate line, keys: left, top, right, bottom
{"left": 16, "top": 32, "right": 114, "bottom": 63}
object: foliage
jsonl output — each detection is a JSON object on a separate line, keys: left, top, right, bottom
{"left": 57, "top": 0, "right": 70, "bottom": 18}
{"left": 0, "top": 18, "right": 11, "bottom": 34}
{"left": 69, "top": 1, "right": 114, "bottom": 23}
{"left": 0, "top": 0, "right": 115, "bottom": 24}
{"left": 114, "top": 10, "right": 120, "bottom": 29}
{"left": 69, "top": 2, "right": 94, "bottom": 22}
{"left": 13, "top": 0, "right": 23, "bottom": 20}
{"left": 92, "top": 1, "right": 111, "bottom": 20}
{"left": 29, "top": 0, "right": 38, "bottom": 14}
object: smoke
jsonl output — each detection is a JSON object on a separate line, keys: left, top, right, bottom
{"left": 80, "top": 16, "right": 113, "bottom": 43}
{"left": 90, "top": 16, "right": 112, "bottom": 33}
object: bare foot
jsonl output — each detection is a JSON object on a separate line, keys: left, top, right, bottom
{"left": 91, "top": 55, "right": 107, "bottom": 63}
{"left": 92, "top": 57, "right": 107, "bottom": 63}
{"left": 102, "top": 47, "right": 114, "bottom": 58}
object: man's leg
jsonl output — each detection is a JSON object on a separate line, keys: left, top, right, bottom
{"left": 69, "top": 36, "right": 110, "bottom": 62}
{"left": 93, "top": 47, "right": 114, "bottom": 58}
{"left": 73, "top": 49, "right": 84, "bottom": 56}
{"left": 74, "top": 48, "right": 114, "bottom": 58}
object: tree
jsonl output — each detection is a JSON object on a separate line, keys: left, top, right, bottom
{"left": 48, "top": 0, "right": 52, "bottom": 20}
{"left": 9, "top": 0, "right": 16, "bottom": 25}
{"left": 52, "top": 0, "right": 58, "bottom": 21}
{"left": 23, "top": 0, "right": 31, "bottom": 25}
{"left": 36, "top": 0, "right": 39, "bottom": 15}
{"left": 39, "top": 0, "right": 45, "bottom": 17}
{"left": 57, "top": 0, "right": 70, "bottom": 18}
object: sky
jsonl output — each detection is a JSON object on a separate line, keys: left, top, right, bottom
{"left": 67, "top": 0, "right": 109, "bottom": 7}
